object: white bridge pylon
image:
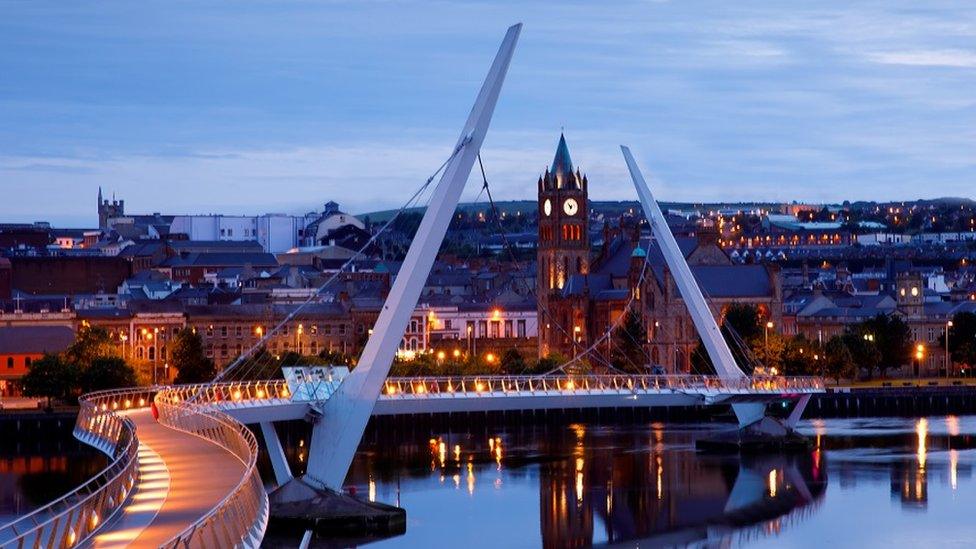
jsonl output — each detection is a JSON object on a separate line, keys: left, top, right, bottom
{"left": 621, "top": 146, "right": 811, "bottom": 428}
{"left": 303, "top": 24, "right": 523, "bottom": 491}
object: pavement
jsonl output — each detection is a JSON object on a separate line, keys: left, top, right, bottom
{"left": 93, "top": 409, "right": 246, "bottom": 548}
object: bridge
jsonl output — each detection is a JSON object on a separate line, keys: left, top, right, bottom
{"left": 0, "top": 23, "right": 824, "bottom": 548}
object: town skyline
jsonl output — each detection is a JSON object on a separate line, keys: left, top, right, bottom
{"left": 3, "top": 1, "right": 975, "bottom": 227}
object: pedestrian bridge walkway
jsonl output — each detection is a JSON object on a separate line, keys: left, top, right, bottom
{"left": 0, "top": 374, "right": 822, "bottom": 548}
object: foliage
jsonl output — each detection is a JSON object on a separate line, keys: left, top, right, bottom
{"left": 64, "top": 325, "right": 118, "bottom": 370}
{"left": 824, "top": 336, "right": 856, "bottom": 382}
{"left": 499, "top": 348, "right": 526, "bottom": 374}
{"left": 171, "top": 328, "right": 217, "bottom": 384}
{"left": 722, "top": 303, "right": 763, "bottom": 343}
{"left": 751, "top": 332, "right": 786, "bottom": 373}
{"left": 611, "top": 309, "right": 648, "bottom": 373}
{"left": 781, "top": 335, "right": 820, "bottom": 376}
{"left": 80, "top": 357, "right": 137, "bottom": 393}
{"left": 948, "top": 312, "right": 976, "bottom": 367}
{"left": 841, "top": 326, "right": 882, "bottom": 379}
{"left": 21, "top": 354, "right": 79, "bottom": 406}
{"left": 861, "top": 314, "right": 912, "bottom": 377}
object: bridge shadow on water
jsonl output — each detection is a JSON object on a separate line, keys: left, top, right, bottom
{"left": 259, "top": 413, "right": 828, "bottom": 548}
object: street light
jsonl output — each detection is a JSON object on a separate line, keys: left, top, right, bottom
{"left": 764, "top": 321, "right": 774, "bottom": 350}
{"left": 915, "top": 343, "right": 926, "bottom": 379}
{"left": 946, "top": 320, "right": 954, "bottom": 379}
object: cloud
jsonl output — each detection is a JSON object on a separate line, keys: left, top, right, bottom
{"left": 864, "top": 49, "right": 976, "bottom": 68}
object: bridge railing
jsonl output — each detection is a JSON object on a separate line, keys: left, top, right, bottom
{"left": 153, "top": 386, "right": 268, "bottom": 548}
{"left": 140, "top": 375, "right": 823, "bottom": 412}
{"left": 0, "top": 387, "right": 154, "bottom": 548}
{"left": 379, "top": 375, "right": 825, "bottom": 397}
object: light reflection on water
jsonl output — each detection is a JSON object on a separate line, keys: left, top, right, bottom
{"left": 309, "top": 415, "right": 976, "bottom": 548}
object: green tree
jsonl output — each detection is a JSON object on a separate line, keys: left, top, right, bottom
{"left": 781, "top": 335, "right": 819, "bottom": 376}
{"left": 21, "top": 354, "right": 79, "bottom": 407}
{"left": 723, "top": 303, "right": 762, "bottom": 343}
{"left": 948, "top": 312, "right": 976, "bottom": 368}
{"left": 824, "top": 336, "right": 856, "bottom": 383}
{"left": 80, "top": 357, "right": 137, "bottom": 393}
{"left": 170, "top": 328, "right": 217, "bottom": 384}
{"left": 862, "top": 314, "right": 912, "bottom": 377}
{"left": 500, "top": 348, "right": 526, "bottom": 374}
{"left": 841, "top": 328, "right": 882, "bottom": 379}
{"left": 610, "top": 309, "right": 648, "bottom": 373}
{"left": 752, "top": 332, "right": 786, "bottom": 373}
{"left": 64, "top": 325, "right": 117, "bottom": 370}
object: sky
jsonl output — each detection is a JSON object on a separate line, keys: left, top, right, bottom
{"left": 1, "top": 1, "right": 974, "bottom": 227}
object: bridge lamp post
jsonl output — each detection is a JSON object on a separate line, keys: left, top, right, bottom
{"left": 946, "top": 320, "right": 953, "bottom": 379}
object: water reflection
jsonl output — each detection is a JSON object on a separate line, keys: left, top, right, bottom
{"left": 285, "top": 421, "right": 829, "bottom": 548}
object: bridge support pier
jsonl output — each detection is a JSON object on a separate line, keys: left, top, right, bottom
{"left": 261, "top": 422, "right": 292, "bottom": 487}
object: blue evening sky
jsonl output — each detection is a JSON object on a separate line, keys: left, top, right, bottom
{"left": 1, "top": 1, "right": 974, "bottom": 227}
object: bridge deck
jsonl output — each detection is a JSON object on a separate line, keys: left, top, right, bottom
{"left": 94, "top": 409, "right": 245, "bottom": 548}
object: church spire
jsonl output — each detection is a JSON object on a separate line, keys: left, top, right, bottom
{"left": 98, "top": 186, "right": 103, "bottom": 204}
{"left": 550, "top": 132, "right": 574, "bottom": 178}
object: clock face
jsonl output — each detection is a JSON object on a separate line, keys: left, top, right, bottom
{"left": 543, "top": 199, "right": 552, "bottom": 216}
{"left": 563, "top": 198, "right": 579, "bottom": 216}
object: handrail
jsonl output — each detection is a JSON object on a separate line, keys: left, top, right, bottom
{"left": 153, "top": 386, "right": 268, "bottom": 548}
{"left": 0, "top": 387, "right": 154, "bottom": 548}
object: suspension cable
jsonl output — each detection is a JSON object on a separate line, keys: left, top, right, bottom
{"left": 211, "top": 140, "right": 469, "bottom": 385}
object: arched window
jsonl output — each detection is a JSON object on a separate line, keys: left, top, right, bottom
{"left": 6, "top": 357, "right": 13, "bottom": 368}
{"left": 148, "top": 347, "right": 155, "bottom": 361}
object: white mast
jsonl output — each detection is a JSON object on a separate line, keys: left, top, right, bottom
{"left": 305, "top": 24, "right": 522, "bottom": 490}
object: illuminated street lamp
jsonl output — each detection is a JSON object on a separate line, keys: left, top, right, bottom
{"left": 946, "top": 320, "right": 954, "bottom": 379}
{"left": 915, "top": 343, "right": 926, "bottom": 378}
{"left": 764, "top": 321, "right": 774, "bottom": 349}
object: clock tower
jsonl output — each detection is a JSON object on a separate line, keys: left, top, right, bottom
{"left": 537, "top": 133, "right": 589, "bottom": 356}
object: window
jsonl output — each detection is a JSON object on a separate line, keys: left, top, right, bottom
{"left": 478, "top": 321, "right": 488, "bottom": 338}
{"left": 148, "top": 347, "right": 155, "bottom": 361}
{"left": 517, "top": 320, "right": 526, "bottom": 338}
{"left": 220, "top": 326, "right": 228, "bottom": 337}
{"left": 444, "top": 320, "right": 452, "bottom": 330}
{"left": 504, "top": 320, "right": 513, "bottom": 338}
{"left": 6, "top": 357, "right": 12, "bottom": 369}
{"left": 25, "top": 357, "right": 31, "bottom": 367}
{"left": 282, "top": 324, "right": 289, "bottom": 335}
{"left": 466, "top": 321, "right": 475, "bottom": 337}
{"left": 310, "top": 325, "right": 318, "bottom": 335}
{"left": 137, "top": 347, "right": 145, "bottom": 360}
{"left": 338, "top": 324, "right": 346, "bottom": 336}
{"left": 206, "top": 325, "right": 214, "bottom": 337}
{"left": 325, "top": 324, "right": 333, "bottom": 335}
{"left": 206, "top": 345, "right": 213, "bottom": 358}
{"left": 236, "top": 326, "right": 243, "bottom": 337}
{"left": 221, "top": 344, "right": 228, "bottom": 358}
{"left": 489, "top": 321, "right": 500, "bottom": 338}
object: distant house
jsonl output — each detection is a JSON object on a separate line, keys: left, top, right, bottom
{"left": 0, "top": 326, "right": 75, "bottom": 397}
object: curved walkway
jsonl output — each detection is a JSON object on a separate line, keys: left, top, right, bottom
{"left": 95, "top": 409, "right": 246, "bottom": 547}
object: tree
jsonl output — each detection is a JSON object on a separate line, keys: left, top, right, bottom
{"left": 842, "top": 324, "right": 882, "bottom": 379}
{"left": 781, "top": 335, "right": 819, "bottom": 376}
{"left": 64, "top": 325, "right": 118, "bottom": 370}
{"left": 824, "top": 336, "right": 856, "bottom": 383}
{"left": 862, "top": 314, "right": 912, "bottom": 377}
{"left": 611, "top": 309, "right": 647, "bottom": 373}
{"left": 948, "top": 312, "right": 976, "bottom": 368}
{"left": 752, "top": 332, "right": 786, "bottom": 373}
{"left": 80, "top": 357, "right": 137, "bottom": 393}
{"left": 500, "top": 348, "right": 526, "bottom": 374}
{"left": 20, "top": 354, "right": 79, "bottom": 407}
{"left": 723, "top": 303, "right": 762, "bottom": 343}
{"left": 170, "top": 328, "right": 217, "bottom": 384}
